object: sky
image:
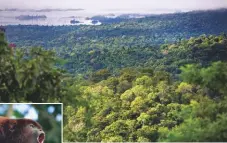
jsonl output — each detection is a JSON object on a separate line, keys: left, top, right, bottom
{"left": 0, "top": 104, "right": 62, "bottom": 122}
{"left": 12, "top": 104, "right": 62, "bottom": 122}
{"left": 1, "top": 0, "right": 227, "bottom": 11}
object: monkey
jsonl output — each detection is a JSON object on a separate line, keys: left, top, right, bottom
{"left": 0, "top": 116, "right": 45, "bottom": 143}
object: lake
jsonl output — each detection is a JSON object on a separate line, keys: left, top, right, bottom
{"left": 0, "top": 9, "right": 185, "bottom": 25}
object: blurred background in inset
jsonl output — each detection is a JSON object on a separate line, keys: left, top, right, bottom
{"left": 0, "top": 104, "right": 62, "bottom": 143}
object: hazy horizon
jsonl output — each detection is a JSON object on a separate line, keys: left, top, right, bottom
{"left": 1, "top": 0, "right": 227, "bottom": 11}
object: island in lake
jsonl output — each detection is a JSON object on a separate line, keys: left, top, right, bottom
{"left": 15, "top": 15, "right": 47, "bottom": 20}
{"left": 70, "top": 19, "right": 80, "bottom": 24}
{"left": 91, "top": 20, "right": 99, "bottom": 24}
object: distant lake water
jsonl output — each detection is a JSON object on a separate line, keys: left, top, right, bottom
{"left": 0, "top": 9, "right": 188, "bottom": 26}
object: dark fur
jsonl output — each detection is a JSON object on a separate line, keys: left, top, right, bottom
{"left": 0, "top": 117, "right": 44, "bottom": 143}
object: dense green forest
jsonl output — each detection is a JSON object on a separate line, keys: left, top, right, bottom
{"left": 1, "top": 9, "right": 227, "bottom": 141}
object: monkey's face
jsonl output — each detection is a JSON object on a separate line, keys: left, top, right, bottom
{"left": 0, "top": 117, "right": 45, "bottom": 143}
{"left": 23, "top": 123, "right": 45, "bottom": 143}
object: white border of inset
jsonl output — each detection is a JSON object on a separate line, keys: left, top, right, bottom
{"left": 0, "top": 103, "right": 63, "bottom": 143}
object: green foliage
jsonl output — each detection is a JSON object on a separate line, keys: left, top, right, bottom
{"left": 159, "top": 97, "right": 227, "bottom": 141}
{"left": 0, "top": 32, "right": 64, "bottom": 102}
{"left": 180, "top": 61, "right": 227, "bottom": 96}
{"left": 64, "top": 69, "right": 183, "bottom": 142}
{"left": 63, "top": 60, "right": 227, "bottom": 141}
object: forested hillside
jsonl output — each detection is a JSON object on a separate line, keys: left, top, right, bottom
{"left": 63, "top": 35, "right": 227, "bottom": 142}
{"left": 1, "top": 8, "right": 227, "bottom": 142}
{"left": 64, "top": 62, "right": 227, "bottom": 142}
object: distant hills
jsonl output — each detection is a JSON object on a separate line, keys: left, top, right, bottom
{"left": 35, "top": 8, "right": 84, "bottom": 12}
{"left": 90, "top": 8, "right": 227, "bottom": 24}
{"left": 15, "top": 15, "right": 47, "bottom": 20}
{"left": 2, "top": 8, "right": 84, "bottom": 12}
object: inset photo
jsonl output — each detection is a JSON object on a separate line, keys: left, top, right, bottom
{"left": 0, "top": 103, "right": 62, "bottom": 143}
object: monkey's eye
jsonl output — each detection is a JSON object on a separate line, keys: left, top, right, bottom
{"left": 29, "top": 124, "right": 35, "bottom": 128}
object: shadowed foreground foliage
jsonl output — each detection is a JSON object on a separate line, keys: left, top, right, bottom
{"left": 0, "top": 31, "right": 65, "bottom": 103}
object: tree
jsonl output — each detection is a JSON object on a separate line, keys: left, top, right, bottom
{"left": 0, "top": 32, "right": 64, "bottom": 102}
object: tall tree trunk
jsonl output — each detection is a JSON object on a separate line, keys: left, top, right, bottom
{"left": 6, "top": 104, "right": 13, "bottom": 117}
